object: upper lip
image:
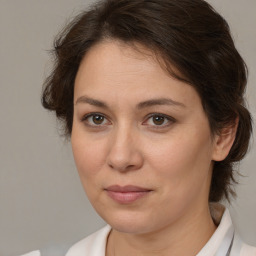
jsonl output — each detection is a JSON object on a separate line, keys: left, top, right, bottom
{"left": 105, "top": 185, "right": 152, "bottom": 192}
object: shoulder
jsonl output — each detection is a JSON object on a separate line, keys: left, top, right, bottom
{"left": 65, "top": 225, "right": 111, "bottom": 256}
{"left": 240, "top": 243, "right": 256, "bottom": 256}
{"left": 232, "top": 233, "right": 256, "bottom": 256}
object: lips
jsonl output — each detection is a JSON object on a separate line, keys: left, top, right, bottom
{"left": 105, "top": 185, "right": 152, "bottom": 204}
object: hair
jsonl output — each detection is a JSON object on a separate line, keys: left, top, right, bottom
{"left": 42, "top": 0, "right": 252, "bottom": 202}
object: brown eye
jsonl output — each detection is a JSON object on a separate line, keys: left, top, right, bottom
{"left": 152, "top": 116, "right": 165, "bottom": 125}
{"left": 144, "top": 113, "right": 175, "bottom": 128}
{"left": 82, "top": 113, "right": 110, "bottom": 127}
{"left": 92, "top": 115, "right": 105, "bottom": 125}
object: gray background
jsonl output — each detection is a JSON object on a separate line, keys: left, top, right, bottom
{"left": 0, "top": 0, "right": 255, "bottom": 255}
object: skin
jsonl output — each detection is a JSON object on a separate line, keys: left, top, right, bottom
{"left": 71, "top": 40, "right": 236, "bottom": 256}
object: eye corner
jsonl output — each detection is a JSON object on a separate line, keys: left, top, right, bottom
{"left": 143, "top": 113, "right": 176, "bottom": 129}
{"left": 80, "top": 112, "right": 111, "bottom": 128}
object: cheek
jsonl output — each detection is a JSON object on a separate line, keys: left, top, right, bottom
{"left": 71, "top": 130, "right": 106, "bottom": 179}
{"left": 71, "top": 133, "right": 108, "bottom": 205}
{"left": 146, "top": 128, "right": 213, "bottom": 192}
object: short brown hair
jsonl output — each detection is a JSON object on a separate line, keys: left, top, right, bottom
{"left": 42, "top": 0, "right": 252, "bottom": 202}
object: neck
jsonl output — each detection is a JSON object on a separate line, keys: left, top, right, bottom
{"left": 106, "top": 204, "right": 216, "bottom": 256}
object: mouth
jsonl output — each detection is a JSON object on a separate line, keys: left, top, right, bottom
{"left": 104, "top": 185, "right": 153, "bottom": 204}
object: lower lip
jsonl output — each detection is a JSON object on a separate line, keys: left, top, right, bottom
{"left": 106, "top": 190, "right": 151, "bottom": 204}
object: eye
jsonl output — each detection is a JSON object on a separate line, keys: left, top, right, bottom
{"left": 144, "top": 114, "right": 175, "bottom": 128}
{"left": 82, "top": 113, "right": 110, "bottom": 127}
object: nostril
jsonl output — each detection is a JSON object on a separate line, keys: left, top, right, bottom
{"left": 106, "top": 142, "right": 144, "bottom": 172}
{"left": 109, "top": 164, "right": 139, "bottom": 173}
{"left": 127, "top": 164, "right": 136, "bottom": 170}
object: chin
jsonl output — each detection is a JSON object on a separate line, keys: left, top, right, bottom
{"left": 101, "top": 210, "right": 157, "bottom": 234}
{"left": 110, "top": 221, "right": 152, "bottom": 234}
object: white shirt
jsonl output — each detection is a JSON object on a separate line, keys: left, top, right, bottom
{"left": 21, "top": 205, "right": 256, "bottom": 256}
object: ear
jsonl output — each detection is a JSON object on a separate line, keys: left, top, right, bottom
{"left": 212, "top": 118, "right": 239, "bottom": 161}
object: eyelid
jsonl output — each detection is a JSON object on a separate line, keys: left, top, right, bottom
{"left": 81, "top": 112, "right": 111, "bottom": 127}
{"left": 143, "top": 113, "right": 176, "bottom": 128}
{"left": 80, "top": 112, "right": 176, "bottom": 129}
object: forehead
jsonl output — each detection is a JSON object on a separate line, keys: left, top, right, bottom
{"left": 76, "top": 40, "right": 164, "bottom": 84}
{"left": 74, "top": 40, "right": 201, "bottom": 109}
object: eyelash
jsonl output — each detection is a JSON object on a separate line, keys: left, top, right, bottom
{"left": 81, "top": 112, "right": 176, "bottom": 129}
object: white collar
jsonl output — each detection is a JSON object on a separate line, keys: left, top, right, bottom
{"left": 20, "top": 203, "right": 256, "bottom": 255}
{"left": 65, "top": 203, "right": 236, "bottom": 256}
{"left": 197, "top": 203, "right": 234, "bottom": 256}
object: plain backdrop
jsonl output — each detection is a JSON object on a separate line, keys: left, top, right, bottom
{"left": 0, "top": 0, "right": 255, "bottom": 255}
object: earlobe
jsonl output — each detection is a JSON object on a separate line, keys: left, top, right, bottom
{"left": 212, "top": 118, "right": 239, "bottom": 161}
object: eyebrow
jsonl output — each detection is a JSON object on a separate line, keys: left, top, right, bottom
{"left": 137, "top": 98, "right": 186, "bottom": 109}
{"left": 75, "top": 96, "right": 186, "bottom": 109}
{"left": 75, "top": 96, "right": 108, "bottom": 108}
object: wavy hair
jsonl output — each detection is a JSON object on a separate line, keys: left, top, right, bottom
{"left": 42, "top": 0, "right": 253, "bottom": 202}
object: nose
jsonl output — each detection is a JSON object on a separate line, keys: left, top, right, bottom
{"left": 106, "top": 126, "right": 144, "bottom": 172}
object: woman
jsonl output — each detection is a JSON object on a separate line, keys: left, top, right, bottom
{"left": 25, "top": 0, "right": 255, "bottom": 255}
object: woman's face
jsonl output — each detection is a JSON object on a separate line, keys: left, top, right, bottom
{"left": 72, "top": 40, "right": 218, "bottom": 234}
